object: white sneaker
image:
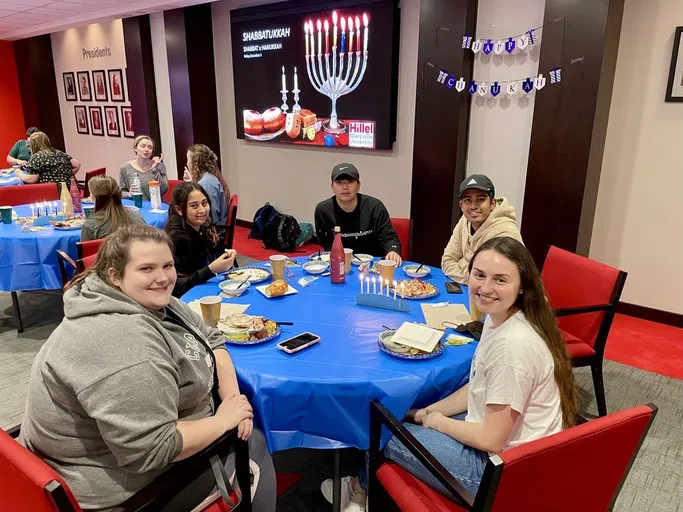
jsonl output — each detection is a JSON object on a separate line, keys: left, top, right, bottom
{"left": 320, "top": 476, "right": 367, "bottom": 512}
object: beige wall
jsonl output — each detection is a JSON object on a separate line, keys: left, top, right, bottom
{"left": 590, "top": 0, "right": 683, "bottom": 314}
{"left": 212, "top": 0, "right": 419, "bottom": 224}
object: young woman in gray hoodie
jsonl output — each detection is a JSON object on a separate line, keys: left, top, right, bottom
{"left": 19, "top": 224, "right": 276, "bottom": 511}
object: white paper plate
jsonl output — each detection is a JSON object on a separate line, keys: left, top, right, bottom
{"left": 255, "top": 283, "right": 298, "bottom": 298}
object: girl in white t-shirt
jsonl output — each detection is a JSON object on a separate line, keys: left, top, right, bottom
{"left": 321, "top": 236, "right": 577, "bottom": 511}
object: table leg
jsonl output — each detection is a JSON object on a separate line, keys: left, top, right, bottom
{"left": 11, "top": 292, "right": 24, "bottom": 333}
{"left": 333, "top": 449, "right": 341, "bottom": 512}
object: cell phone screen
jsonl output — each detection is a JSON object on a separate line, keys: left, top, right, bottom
{"left": 280, "top": 333, "right": 319, "bottom": 350}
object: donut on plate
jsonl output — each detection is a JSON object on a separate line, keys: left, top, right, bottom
{"left": 243, "top": 110, "right": 263, "bottom": 135}
{"left": 262, "top": 107, "right": 285, "bottom": 132}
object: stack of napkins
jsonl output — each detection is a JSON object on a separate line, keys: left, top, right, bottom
{"left": 392, "top": 322, "right": 443, "bottom": 353}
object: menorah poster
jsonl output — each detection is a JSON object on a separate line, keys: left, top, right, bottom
{"left": 231, "top": 1, "right": 399, "bottom": 150}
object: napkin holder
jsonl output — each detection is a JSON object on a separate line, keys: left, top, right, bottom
{"left": 34, "top": 215, "right": 66, "bottom": 226}
{"left": 356, "top": 293, "right": 410, "bottom": 313}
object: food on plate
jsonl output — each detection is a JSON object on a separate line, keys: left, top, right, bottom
{"left": 392, "top": 279, "right": 438, "bottom": 298}
{"left": 262, "top": 107, "right": 285, "bottom": 132}
{"left": 51, "top": 218, "right": 85, "bottom": 229}
{"left": 243, "top": 110, "right": 264, "bottom": 135}
{"left": 285, "top": 112, "right": 302, "bottom": 139}
{"left": 266, "top": 279, "right": 288, "bottom": 297}
{"left": 359, "top": 261, "right": 380, "bottom": 275}
{"left": 299, "top": 109, "right": 317, "bottom": 128}
{"left": 227, "top": 267, "right": 270, "bottom": 282}
{"left": 218, "top": 314, "right": 277, "bottom": 342}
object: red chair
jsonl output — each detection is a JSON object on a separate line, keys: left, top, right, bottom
{"left": 390, "top": 217, "right": 411, "bottom": 261}
{"left": 77, "top": 239, "right": 104, "bottom": 259}
{"left": 0, "top": 426, "right": 251, "bottom": 511}
{"left": 368, "top": 400, "right": 656, "bottom": 512}
{"left": 57, "top": 252, "right": 98, "bottom": 288}
{"left": 0, "top": 183, "right": 59, "bottom": 206}
{"left": 163, "top": 179, "right": 183, "bottom": 206}
{"left": 79, "top": 167, "right": 106, "bottom": 198}
{"left": 541, "top": 246, "right": 627, "bottom": 416}
{"left": 222, "top": 194, "right": 239, "bottom": 250}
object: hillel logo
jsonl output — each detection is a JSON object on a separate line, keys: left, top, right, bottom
{"left": 348, "top": 121, "right": 375, "bottom": 149}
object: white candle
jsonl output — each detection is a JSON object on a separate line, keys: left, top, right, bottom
{"left": 282, "top": 66, "right": 286, "bottom": 91}
{"left": 332, "top": 11, "right": 338, "bottom": 48}
{"left": 324, "top": 19, "right": 329, "bottom": 54}
{"left": 360, "top": 275, "right": 364, "bottom": 293}
{"left": 385, "top": 279, "right": 390, "bottom": 297}
{"left": 379, "top": 278, "right": 383, "bottom": 295}
{"left": 30, "top": 204, "right": 35, "bottom": 217}
{"left": 393, "top": 281, "right": 397, "bottom": 299}
{"left": 309, "top": 20, "right": 315, "bottom": 57}
{"left": 317, "top": 19, "right": 322, "bottom": 55}
{"left": 304, "top": 21, "right": 309, "bottom": 56}
{"left": 372, "top": 276, "right": 376, "bottom": 294}
{"left": 363, "top": 13, "right": 369, "bottom": 52}
{"left": 355, "top": 16, "right": 361, "bottom": 52}
{"left": 294, "top": 67, "right": 298, "bottom": 90}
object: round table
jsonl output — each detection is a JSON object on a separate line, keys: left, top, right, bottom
{"left": 0, "top": 199, "right": 168, "bottom": 292}
{"left": 182, "top": 258, "right": 477, "bottom": 452}
{"left": 0, "top": 170, "right": 23, "bottom": 187}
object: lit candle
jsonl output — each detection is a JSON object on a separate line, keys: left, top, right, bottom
{"left": 332, "top": 11, "right": 338, "bottom": 48}
{"left": 393, "top": 281, "right": 397, "bottom": 299}
{"left": 347, "top": 17, "right": 354, "bottom": 53}
{"left": 355, "top": 16, "right": 361, "bottom": 52}
{"left": 30, "top": 204, "right": 35, "bottom": 217}
{"left": 379, "top": 278, "right": 383, "bottom": 295}
{"left": 340, "top": 16, "right": 346, "bottom": 53}
{"left": 385, "top": 279, "right": 390, "bottom": 297}
{"left": 317, "top": 19, "right": 322, "bottom": 55}
{"left": 281, "top": 66, "right": 286, "bottom": 91}
{"left": 294, "top": 66, "right": 298, "bottom": 90}
{"left": 372, "top": 276, "right": 376, "bottom": 294}
{"left": 360, "top": 275, "right": 364, "bottom": 293}
{"left": 324, "top": 19, "right": 329, "bottom": 54}
{"left": 304, "top": 21, "right": 309, "bottom": 56}
{"left": 363, "top": 13, "right": 369, "bottom": 52}
{"left": 309, "top": 19, "right": 315, "bottom": 57}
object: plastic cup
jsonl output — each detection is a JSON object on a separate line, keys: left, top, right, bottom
{"left": 199, "top": 296, "right": 222, "bottom": 328}
{"left": 83, "top": 205, "right": 95, "bottom": 218}
{"left": 0, "top": 206, "right": 12, "bottom": 225}
{"left": 132, "top": 193, "right": 143, "bottom": 208}
{"left": 270, "top": 254, "right": 287, "bottom": 280}
{"left": 344, "top": 248, "right": 353, "bottom": 274}
{"left": 469, "top": 293, "right": 485, "bottom": 322}
{"left": 377, "top": 259, "right": 396, "bottom": 283}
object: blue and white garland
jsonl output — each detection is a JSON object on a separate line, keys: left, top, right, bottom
{"left": 436, "top": 68, "right": 562, "bottom": 97}
{"left": 461, "top": 18, "right": 563, "bottom": 55}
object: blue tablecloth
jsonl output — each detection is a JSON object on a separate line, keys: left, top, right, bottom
{"left": 0, "top": 170, "right": 23, "bottom": 187}
{"left": 0, "top": 199, "right": 168, "bottom": 292}
{"left": 182, "top": 259, "right": 477, "bottom": 452}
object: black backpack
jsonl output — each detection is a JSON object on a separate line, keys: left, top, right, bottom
{"left": 262, "top": 213, "right": 301, "bottom": 253}
{"left": 249, "top": 203, "right": 278, "bottom": 240}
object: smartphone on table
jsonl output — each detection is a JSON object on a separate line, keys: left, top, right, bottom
{"left": 445, "top": 281, "right": 463, "bottom": 294}
{"left": 277, "top": 332, "right": 321, "bottom": 354}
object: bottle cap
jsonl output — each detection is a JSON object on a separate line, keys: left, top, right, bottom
{"left": 149, "top": 180, "right": 159, "bottom": 186}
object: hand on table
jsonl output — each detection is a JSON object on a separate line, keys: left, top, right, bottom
{"left": 386, "top": 251, "right": 403, "bottom": 267}
{"left": 209, "top": 249, "right": 236, "bottom": 274}
{"left": 422, "top": 410, "right": 445, "bottom": 432}
{"left": 215, "top": 394, "right": 253, "bottom": 431}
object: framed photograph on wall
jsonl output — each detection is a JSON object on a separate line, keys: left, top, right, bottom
{"left": 108, "top": 69, "right": 126, "bottom": 102}
{"left": 92, "top": 70, "right": 108, "bottom": 101}
{"left": 77, "top": 71, "right": 92, "bottom": 101}
{"left": 666, "top": 26, "right": 683, "bottom": 102}
{"left": 63, "top": 72, "right": 77, "bottom": 101}
{"left": 74, "top": 105, "right": 88, "bottom": 134}
{"left": 89, "top": 106, "right": 104, "bottom": 136}
{"left": 121, "top": 106, "right": 134, "bottom": 138}
{"left": 104, "top": 106, "right": 121, "bottom": 137}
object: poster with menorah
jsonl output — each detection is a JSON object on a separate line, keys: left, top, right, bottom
{"left": 231, "top": 0, "right": 400, "bottom": 150}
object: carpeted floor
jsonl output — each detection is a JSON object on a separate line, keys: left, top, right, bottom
{"left": 1, "top": 287, "right": 682, "bottom": 511}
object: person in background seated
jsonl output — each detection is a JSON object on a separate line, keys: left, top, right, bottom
{"left": 15, "top": 132, "right": 81, "bottom": 191}
{"left": 442, "top": 174, "right": 522, "bottom": 285}
{"left": 80, "top": 175, "right": 145, "bottom": 241}
{"left": 6, "top": 126, "right": 39, "bottom": 167}
{"left": 20, "top": 225, "right": 276, "bottom": 511}
{"left": 119, "top": 135, "right": 168, "bottom": 200}
{"left": 165, "top": 182, "right": 236, "bottom": 297}
{"left": 186, "top": 144, "right": 230, "bottom": 225}
{"left": 321, "top": 237, "right": 577, "bottom": 511}
{"left": 314, "top": 163, "right": 402, "bottom": 265}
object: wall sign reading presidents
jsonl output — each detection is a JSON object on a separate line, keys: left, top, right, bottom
{"left": 82, "top": 46, "right": 112, "bottom": 59}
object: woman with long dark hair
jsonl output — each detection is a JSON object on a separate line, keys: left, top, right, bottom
{"left": 185, "top": 144, "right": 231, "bottom": 225}
{"left": 165, "top": 182, "right": 236, "bottom": 297}
{"left": 322, "top": 236, "right": 578, "bottom": 510}
{"left": 80, "top": 175, "right": 145, "bottom": 241}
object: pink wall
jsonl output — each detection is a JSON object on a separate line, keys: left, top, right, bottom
{"left": 0, "top": 41, "right": 26, "bottom": 158}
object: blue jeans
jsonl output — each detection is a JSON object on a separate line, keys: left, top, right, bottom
{"left": 360, "top": 413, "right": 488, "bottom": 498}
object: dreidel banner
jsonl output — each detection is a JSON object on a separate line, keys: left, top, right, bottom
{"left": 522, "top": 77, "right": 535, "bottom": 93}
{"left": 482, "top": 39, "right": 494, "bottom": 55}
{"left": 505, "top": 37, "right": 516, "bottom": 53}
{"left": 462, "top": 35, "right": 472, "bottom": 49}
{"left": 468, "top": 81, "right": 478, "bottom": 95}
{"left": 490, "top": 82, "right": 501, "bottom": 97}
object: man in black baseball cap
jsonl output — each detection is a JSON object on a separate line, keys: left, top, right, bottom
{"left": 442, "top": 174, "right": 523, "bottom": 283}
{"left": 314, "top": 163, "right": 402, "bottom": 265}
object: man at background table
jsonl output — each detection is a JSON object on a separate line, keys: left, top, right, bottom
{"left": 6, "top": 127, "right": 38, "bottom": 167}
{"left": 441, "top": 174, "right": 522, "bottom": 284}
{"left": 314, "top": 163, "right": 402, "bottom": 265}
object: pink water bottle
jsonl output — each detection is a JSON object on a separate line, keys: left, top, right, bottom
{"left": 330, "top": 226, "right": 345, "bottom": 284}
{"left": 69, "top": 178, "right": 82, "bottom": 213}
